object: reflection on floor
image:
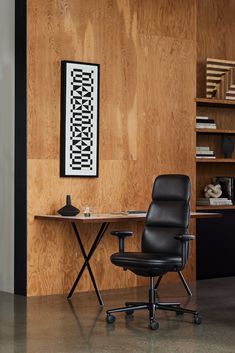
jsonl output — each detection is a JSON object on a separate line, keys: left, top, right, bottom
{"left": 0, "top": 277, "right": 235, "bottom": 353}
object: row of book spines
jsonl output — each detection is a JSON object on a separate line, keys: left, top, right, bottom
{"left": 196, "top": 116, "right": 212, "bottom": 119}
{"left": 197, "top": 201, "right": 233, "bottom": 205}
{"left": 197, "top": 197, "right": 232, "bottom": 199}
{"left": 196, "top": 156, "right": 216, "bottom": 159}
{"left": 196, "top": 197, "right": 233, "bottom": 205}
{"left": 196, "top": 146, "right": 210, "bottom": 150}
{"left": 196, "top": 124, "right": 216, "bottom": 129}
{"left": 196, "top": 151, "right": 215, "bottom": 155}
{"left": 196, "top": 119, "right": 215, "bottom": 123}
{"left": 196, "top": 150, "right": 213, "bottom": 153}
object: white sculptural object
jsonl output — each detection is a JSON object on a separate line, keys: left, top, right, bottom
{"left": 204, "top": 184, "right": 222, "bottom": 198}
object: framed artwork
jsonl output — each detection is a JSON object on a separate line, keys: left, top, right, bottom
{"left": 60, "top": 60, "right": 100, "bottom": 177}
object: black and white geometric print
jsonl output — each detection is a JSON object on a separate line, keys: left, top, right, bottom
{"left": 61, "top": 61, "right": 99, "bottom": 177}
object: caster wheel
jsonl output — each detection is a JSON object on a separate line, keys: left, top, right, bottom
{"left": 106, "top": 314, "right": 116, "bottom": 324}
{"left": 126, "top": 310, "right": 134, "bottom": 316}
{"left": 193, "top": 314, "right": 202, "bottom": 325}
{"left": 149, "top": 320, "right": 159, "bottom": 330}
{"left": 176, "top": 310, "right": 184, "bottom": 316}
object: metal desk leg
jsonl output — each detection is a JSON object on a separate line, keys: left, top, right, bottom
{"left": 67, "top": 222, "right": 110, "bottom": 305}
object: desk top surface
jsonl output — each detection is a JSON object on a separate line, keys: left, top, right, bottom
{"left": 35, "top": 211, "right": 221, "bottom": 224}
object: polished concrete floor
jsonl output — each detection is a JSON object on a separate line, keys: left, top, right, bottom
{"left": 0, "top": 277, "right": 235, "bottom": 353}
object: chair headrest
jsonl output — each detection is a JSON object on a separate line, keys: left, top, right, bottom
{"left": 152, "top": 174, "right": 191, "bottom": 202}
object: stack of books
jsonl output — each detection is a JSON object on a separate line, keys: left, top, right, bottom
{"left": 196, "top": 146, "right": 215, "bottom": 159}
{"left": 197, "top": 197, "right": 233, "bottom": 206}
{"left": 196, "top": 116, "right": 216, "bottom": 129}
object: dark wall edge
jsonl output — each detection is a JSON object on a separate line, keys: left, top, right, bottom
{"left": 14, "top": 0, "right": 27, "bottom": 295}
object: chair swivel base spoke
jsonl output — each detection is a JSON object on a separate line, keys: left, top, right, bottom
{"left": 158, "top": 302, "right": 180, "bottom": 306}
{"left": 125, "top": 301, "right": 147, "bottom": 306}
{"left": 106, "top": 302, "right": 200, "bottom": 327}
{"left": 107, "top": 304, "right": 148, "bottom": 315}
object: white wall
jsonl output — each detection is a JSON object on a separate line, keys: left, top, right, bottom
{"left": 0, "top": 0, "right": 15, "bottom": 292}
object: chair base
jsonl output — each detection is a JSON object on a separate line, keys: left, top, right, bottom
{"left": 106, "top": 277, "right": 201, "bottom": 330}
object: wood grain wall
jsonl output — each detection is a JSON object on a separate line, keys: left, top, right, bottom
{"left": 27, "top": 0, "right": 196, "bottom": 296}
{"left": 197, "top": 0, "right": 235, "bottom": 97}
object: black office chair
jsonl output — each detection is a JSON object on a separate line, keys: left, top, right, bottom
{"left": 106, "top": 174, "right": 201, "bottom": 330}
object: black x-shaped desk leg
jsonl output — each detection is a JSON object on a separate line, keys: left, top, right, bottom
{"left": 67, "top": 221, "right": 110, "bottom": 306}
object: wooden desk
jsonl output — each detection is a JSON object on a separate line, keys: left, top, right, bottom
{"left": 35, "top": 212, "right": 221, "bottom": 305}
{"left": 35, "top": 211, "right": 221, "bottom": 223}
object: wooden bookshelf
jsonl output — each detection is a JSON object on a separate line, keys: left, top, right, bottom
{"left": 196, "top": 205, "right": 235, "bottom": 210}
{"left": 195, "top": 98, "right": 235, "bottom": 107}
{"left": 196, "top": 98, "right": 235, "bottom": 205}
{"left": 196, "top": 128, "right": 235, "bottom": 134}
{"left": 196, "top": 158, "right": 235, "bottom": 163}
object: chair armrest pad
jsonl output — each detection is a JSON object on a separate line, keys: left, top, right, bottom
{"left": 174, "top": 234, "right": 195, "bottom": 241}
{"left": 111, "top": 230, "right": 133, "bottom": 238}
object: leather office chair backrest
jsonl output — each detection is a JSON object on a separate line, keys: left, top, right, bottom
{"left": 142, "top": 174, "right": 191, "bottom": 261}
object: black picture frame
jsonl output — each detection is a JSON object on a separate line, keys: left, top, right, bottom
{"left": 60, "top": 60, "right": 100, "bottom": 177}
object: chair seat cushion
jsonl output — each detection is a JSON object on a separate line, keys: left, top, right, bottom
{"left": 111, "top": 252, "right": 182, "bottom": 276}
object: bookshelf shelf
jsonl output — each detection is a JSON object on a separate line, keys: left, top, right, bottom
{"left": 195, "top": 98, "right": 235, "bottom": 107}
{"left": 196, "top": 128, "right": 235, "bottom": 134}
{"left": 196, "top": 205, "right": 235, "bottom": 210}
{"left": 196, "top": 158, "right": 235, "bottom": 163}
{"left": 196, "top": 97, "right": 235, "bottom": 212}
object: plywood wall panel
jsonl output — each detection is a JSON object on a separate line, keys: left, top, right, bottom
{"left": 197, "top": 0, "right": 235, "bottom": 97}
{"left": 137, "top": 34, "right": 196, "bottom": 205}
{"left": 137, "top": 0, "right": 195, "bottom": 40}
{"left": 28, "top": 0, "right": 196, "bottom": 296}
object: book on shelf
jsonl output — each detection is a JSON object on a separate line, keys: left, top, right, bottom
{"left": 225, "top": 89, "right": 235, "bottom": 99}
{"left": 196, "top": 123, "right": 217, "bottom": 129}
{"left": 196, "top": 116, "right": 209, "bottom": 120}
{"left": 196, "top": 155, "right": 216, "bottom": 159}
{"left": 225, "top": 96, "right": 235, "bottom": 100}
{"left": 196, "top": 151, "right": 215, "bottom": 156}
{"left": 196, "top": 197, "right": 233, "bottom": 206}
{"left": 196, "top": 146, "right": 210, "bottom": 151}
{"left": 196, "top": 119, "right": 215, "bottom": 124}
{"left": 197, "top": 197, "right": 230, "bottom": 201}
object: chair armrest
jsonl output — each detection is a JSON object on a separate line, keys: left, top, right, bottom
{"left": 111, "top": 230, "right": 133, "bottom": 252}
{"left": 175, "top": 234, "right": 195, "bottom": 269}
{"left": 111, "top": 230, "right": 133, "bottom": 237}
{"left": 174, "top": 234, "right": 195, "bottom": 241}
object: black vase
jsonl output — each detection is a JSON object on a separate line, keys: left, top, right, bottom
{"left": 222, "top": 136, "right": 234, "bottom": 158}
{"left": 57, "top": 195, "right": 80, "bottom": 216}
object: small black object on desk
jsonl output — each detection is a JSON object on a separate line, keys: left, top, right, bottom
{"left": 57, "top": 195, "right": 80, "bottom": 216}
